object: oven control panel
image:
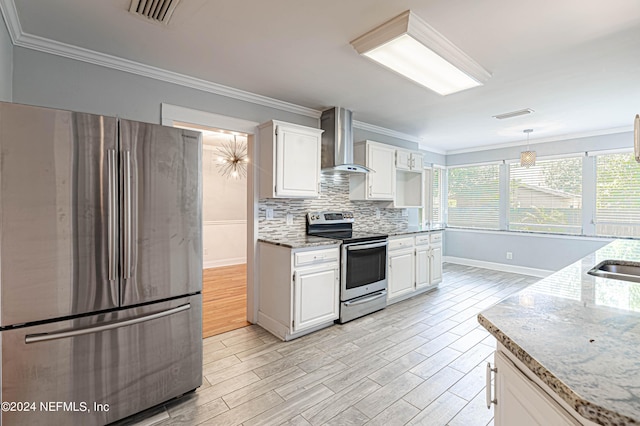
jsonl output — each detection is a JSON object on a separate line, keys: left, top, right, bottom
{"left": 307, "top": 211, "right": 354, "bottom": 224}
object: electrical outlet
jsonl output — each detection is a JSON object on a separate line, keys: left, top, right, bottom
{"left": 506, "top": 252, "right": 513, "bottom": 260}
{"left": 204, "top": 248, "right": 208, "bottom": 255}
{"left": 286, "top": 213, "right": 293, "bottom": 225}
{"left": 402, "top": 209, "right": 409, "bottom": 217}
{"left": 376, "top": 208, "right": 380, "bottom": 219}
{"left": 266, "top": 208, "right": 274, "bottom": 220}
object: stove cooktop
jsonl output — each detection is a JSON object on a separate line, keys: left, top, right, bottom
{"left": 307, "top": 230, "right": 388, "bottom": 244}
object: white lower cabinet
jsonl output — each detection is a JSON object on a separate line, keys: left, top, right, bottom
{"left": 491, "top": 347, "right": 598, "bottom": 426}
{"left": 388, "top": 246, "right": 415, "bottom": 299}
{"left": 415, "top": 243, "right": 430, "bottom": 289}
{"left": 431, "top": 234, "right": 443, "bottom": 285}
{"left": 258, "top": 243, "right": 340, "bottom": 340}
{"left": 293, "top": 265, "right": 339, "bottom": 332}
{"left": 387, "top": 231, "right": 443, "bottom": 304}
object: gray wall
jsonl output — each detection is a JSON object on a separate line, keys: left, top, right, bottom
{"left": 9, "top": 43, "right": 615, "bottom": 274}
{"left": 0, "top": 13, "right": 12, "bottom": 101}
{"left": 11, "top": 47, "right": 445, "bottom": 161}
{"left": 353, "top": 127, "right": 418, "bottom": 150}
{"left": 447, "top": 132, "right": 633, "bottom": 166}
{"left": 445, "top": 229, "right": 610, "bottom": 272}
{"left": 12, "top": 47, "right": 318, "bottom": 127}
{"left": 444, "top": 131, "right": 631, "bottom": 272}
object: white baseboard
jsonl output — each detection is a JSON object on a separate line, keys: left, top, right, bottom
{"left": 443, "top": 256, "right": 553, "bottom": 278}
{"left": 203, "top": 257, "right": 246, "bottom": 269}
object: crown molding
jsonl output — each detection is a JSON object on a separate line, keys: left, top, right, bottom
{"left": 445, "top": 126, "right": 633, "bottom": 155}
{"left": 353, "top": 119, "right": 421, "bottom": 143}
{"left": 354, "top": 119, "right": 445, "bottom": 154}
{"left": 0, "top": 0, "right": 446, "bottom": 152}
{"left": 0, "top": 0, "right": 321, "bottom": 119}
{"left": 0, "top": 0, "right": 21, "bottom": 43}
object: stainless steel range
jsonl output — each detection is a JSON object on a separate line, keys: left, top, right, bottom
{"left": 306, "top": 211, "right": 388, "bottom": 323}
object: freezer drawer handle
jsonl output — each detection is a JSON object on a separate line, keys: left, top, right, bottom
{"left": 25, "top": 304, "right": 190, "bottom": 344}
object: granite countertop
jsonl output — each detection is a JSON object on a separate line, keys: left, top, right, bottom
{"left": 258, "top": 235, "right": 340, "bottom": 249}
{"left": 259, "top": 227, "right": 445, "bottom": 248}
{"left": 478, "top": 239, "right": 640, "bottom": 426}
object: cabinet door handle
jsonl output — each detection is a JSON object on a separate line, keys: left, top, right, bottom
{"left": 486, "top": 362, "right": 498, "bottom": 408}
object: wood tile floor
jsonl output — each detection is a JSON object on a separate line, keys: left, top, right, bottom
{"left": 117, "top": 263, "right": 539, "bottom": 426}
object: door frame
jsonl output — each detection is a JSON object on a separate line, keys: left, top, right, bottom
{"left": 161, "top": 103, "right": 259, "bottom": 323}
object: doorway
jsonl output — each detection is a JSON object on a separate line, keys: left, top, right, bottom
{"left": 174, "top": 121, "right": 251, "bottom": 338}
{"left": 200, "top": 127, "right": 250, "bottom": 337}
{"left": 161, "top": 104, "right": 259, "bottom": 338}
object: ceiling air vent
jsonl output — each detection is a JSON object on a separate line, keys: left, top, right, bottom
{"left": 129, "top": 0, "right": 181, "bottom": 24}
{"left": 492, "top": 108, "right": 534, "bottom": 120}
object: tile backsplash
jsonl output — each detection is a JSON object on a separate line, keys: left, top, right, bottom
{"left": 259, "top": 173, "right": 410, "bottom": 238}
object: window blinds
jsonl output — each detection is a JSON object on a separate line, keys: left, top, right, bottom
{"left": 509, "top": 157, "right": 582, "bottom": 234}
{"left": 447, "top": 164, "right": 500, "bottom": 229}
{"left": 596, "top": 152, "right": 640, "bottom": 237}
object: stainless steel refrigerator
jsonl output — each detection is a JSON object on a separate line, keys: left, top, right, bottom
{"left": 0, "top": 102, "right": 203, "bottom": 425}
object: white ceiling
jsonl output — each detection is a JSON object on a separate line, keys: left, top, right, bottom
{"left": 6, "top": 0, "right": 640, "bottom": 153}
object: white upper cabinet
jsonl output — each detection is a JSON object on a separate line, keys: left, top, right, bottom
{"left": 258, "top": 120, "right": 323, "bottom": 198}
{"left": 349, "top": 140, "right": 396, "bottom": 201}
{"left": 396, "top": 149, "right": 424, "bottom": 171}
{"left": 395, "top": 149, "right": 424, "bottom": 208}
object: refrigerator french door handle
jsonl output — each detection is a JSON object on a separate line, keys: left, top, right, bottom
{"left": 107, "top": 149, "right": 118, "bottom": 281}
{"left": 25, "top": 304, "right": 191, "bottom": 344}
{"left": 123, "top": 150, "right": 132, "bottom": 279}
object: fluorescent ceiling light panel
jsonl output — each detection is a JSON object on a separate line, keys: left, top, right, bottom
{"left": 351, "top": 11, "right": 491, "bottom": 96}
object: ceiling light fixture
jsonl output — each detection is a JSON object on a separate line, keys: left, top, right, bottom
{"left": 520, "top": 129, "right": 536, "bottom": 168}
{"left": 216, "top": 136, "right": 248, "bottom": 179}
{"left": 493, "top": 108, "right": 535, "bottom": 120}
{"left": 350, "top": 10, "right": 491, "bottom": 96}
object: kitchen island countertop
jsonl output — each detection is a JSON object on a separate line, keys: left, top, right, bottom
{"left": 479, "top": 239, "right": 640, "bottom": 426}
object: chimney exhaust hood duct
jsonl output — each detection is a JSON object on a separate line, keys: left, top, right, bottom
{"left": 321, "top": 107, "right": 372, "bottom": 173}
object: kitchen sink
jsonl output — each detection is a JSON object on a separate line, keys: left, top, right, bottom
{"left": 587, "top": 260, "right": 640, "bottom": 283}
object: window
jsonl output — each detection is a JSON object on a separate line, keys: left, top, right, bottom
{"left": 595, "top": 152, "right": 640, "bottom": 237}
{"left": 432, "top": 167, "right": 443, "bottom": 227}
{"left": 421, "top": 167, "right": 443, "bottom": 227}
{"left": 447, "top": 164, "right": 500, "bottom": 229}
{"left": 508, "top": 157, "right": 582, "bottom": 234}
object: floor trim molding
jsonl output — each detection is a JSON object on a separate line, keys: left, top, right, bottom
{"left": 443, "top": 256, "right": 553, "bottom": 278}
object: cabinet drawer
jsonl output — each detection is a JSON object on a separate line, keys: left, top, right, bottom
{"left": 430, "top": 232, "right": 443, "bottom": 244}
{"left": 389, "top": 237, "right": 414, "bottom": 251}
{"left": 415, "top": 234, "right": 430, "bottom": 246}
{"left": 294, "top": 248, "right": 339, "bottom": 266}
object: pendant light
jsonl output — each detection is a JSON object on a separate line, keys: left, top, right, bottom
{"left": 520, "top": 129, "right": 536, "bottom": 168}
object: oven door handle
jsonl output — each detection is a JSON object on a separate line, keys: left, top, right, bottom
{"left": 346, "top": 241, "right": 388, "bottom": 251}
{"left": 343, "top": 290, "right": 387, "bottom": 306}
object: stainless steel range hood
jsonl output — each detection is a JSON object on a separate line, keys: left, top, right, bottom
{"left": 321, "top": 107, "right": 372, "bottom": 173}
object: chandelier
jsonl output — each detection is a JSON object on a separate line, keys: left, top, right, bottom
{"left": 216, "top": 136, "right": 248, "bottom": 179}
